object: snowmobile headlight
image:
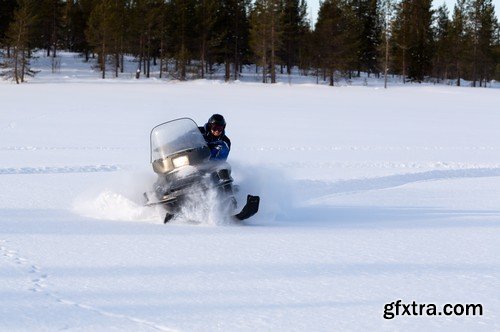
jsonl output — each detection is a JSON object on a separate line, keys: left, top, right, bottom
{"left": 172, "top": 155, "right": 189, "bottom": 168}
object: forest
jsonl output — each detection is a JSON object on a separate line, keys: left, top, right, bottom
{"left": 0, "top": 0, "right": 499, "bottom": 86}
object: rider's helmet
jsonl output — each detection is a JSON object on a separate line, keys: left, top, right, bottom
{"left": 207, "top": 114, "right": 226, "bottom": 135}
{"left": 208, "top": 114, "right": 226, "bottom": 128}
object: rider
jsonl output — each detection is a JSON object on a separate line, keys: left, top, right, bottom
{"left": 199, "top": 114, "right": 231, "bottom": 161}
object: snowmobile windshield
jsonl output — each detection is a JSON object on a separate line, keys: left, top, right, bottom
{"left": 150, "top": 118, "right": 207, "bottom": 162}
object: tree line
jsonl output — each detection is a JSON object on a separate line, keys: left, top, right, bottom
{"left": 1, "top": 0, "right": 498, "bottom": 86}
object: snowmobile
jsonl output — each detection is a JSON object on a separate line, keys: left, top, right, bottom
{"left": 143, "top": 118, "right": 260, "bottom": 223}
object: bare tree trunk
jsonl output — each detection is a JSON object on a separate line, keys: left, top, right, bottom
{"left": 233, "top": 10, "right": 239, "bottom": 81}
{"left": 101, "top": 41, "right": 106, "bottom": 79}
{"left": 270, "top": 20, "right": 276, "bottom": 83}
{"left": 225, "top": 59, "right": 230, "bottom": 81}
{"left": 115, "top": 53, "right": 119, "bottom": 77}
{"left": 147, "top": 35, "right": 151, "bottom": 78}
{"left": 13, "top": 27, "right": 21, "bottom": 84}
{"left": 262, "top": 37, "right": 267, "bottom": 83}
{"left": 160, "top": 40, "right": 164, "bottom": 79}
{"left": 384, "top": 30, "right": 389, "bottom": 89}
{"left": 234, "top": 42, "right": 239, "bottom": 81}
{"left": 147, "top": 57, "right": 150, "bottom": 78}
{"left": 472, "top": 43, "right": 477, "bottom": 87}
{"left": 201, "top": 36, "right": 206, "bottom": 78}
{"left": 52, "top": 1, "right": 57, "bottom": 58}
{"left": 402, "top": 48, "right": 406, "bottom": 84}
{"left": 13, "top": 48, "right": 19, "bottom": 84}
{"left": 180, "top": 44, "right": 186, "bottom": 80}
{"left": 21, "top": 49, "right": 26, "bottom": 82}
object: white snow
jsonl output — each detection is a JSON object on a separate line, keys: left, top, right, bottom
{"left": 0, "top": 52, "right": 499, "bottom": 331}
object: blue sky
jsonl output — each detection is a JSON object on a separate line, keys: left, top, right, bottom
{"left": 306, "top": 0, "right": 500, "bottom": 25}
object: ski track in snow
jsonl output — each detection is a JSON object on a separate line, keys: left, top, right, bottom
{"left": 276, "top": 161, "right": 500, "bottom": 171}
{"left": 0, "top": 239, "right": 177, "bottom": 332}
{"left": 0, "top": 146, "right": 141, "bottom": 151}
{"left": 244, "top": 145, "right": 497, "bottom": 152}
{"left": 297, "top": 167, "right": 500, "bottom": 200}
{"left": 0, "top": 165, "right": 122, "bottom": 175}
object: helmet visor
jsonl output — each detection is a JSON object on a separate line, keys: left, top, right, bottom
{"left": 210, "top": 124, "right": 224, "bottom": 133}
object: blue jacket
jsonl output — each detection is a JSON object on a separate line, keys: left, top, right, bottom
{"left": 198, "top": 125, "right": 231, "bottom": 160}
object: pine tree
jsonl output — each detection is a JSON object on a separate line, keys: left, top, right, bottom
{"left": 166, "top": 0, "right": 197, "bottom": 80}
{"left": 215, "top": 0, "right": 251, "bottom": 81}
{"left": 33, "top": 0, "right": 64, "bottom": 57}
{"left": 0, "top": 0, "right": 19, "bottom": 53}
{"left": 391, "top": 0, "right": 410, "bottom": 82}
{"left": 433, "top": 4, "right": 452, "bottom": 82}
{"left": 250, "top": 0, "right": 283, "bottom": 83}
{"left": 1, "top": 0, "right": 38, "bottom": 83}
{"left": 196, "top": 0, "right": 218, "bottom": 78}
{"left": 296, "top": 0, "right": 311, "bottom": 73}
{"left": 467, "top": 0, "right": 498, "bottom": 86}
{"left": 75, "top": 0, "right": 97, "bottom": 61}
{"left": 143, "top": 0, "right": 166, "bottom": 78}
{"left": 280, "top": 0, "right": 309, "bottom": 75}
{"left": 379, "top": 0, "right": 395, "bottom": 88}
{"left": 494, "top": 23, "right": 500, "bottom": 81}
{"left": 353, "top": 0, "right": 381, "bottom": 76}
{"left": 314, "top": 0, "right": 357, "bottom": 86}
{"left": 450, "top": 0, "right": 469, "bottom": 86}
{"left": 85, "top": 0, "right": 120, "bottom": 79}
{"left": 392, "top": 0, "right": 434, "bottom": 82}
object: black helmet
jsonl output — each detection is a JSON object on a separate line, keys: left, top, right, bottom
{"left": 207, "top": 114, "right": 226, "bottom": 128}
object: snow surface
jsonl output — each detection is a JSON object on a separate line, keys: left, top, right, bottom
{"left": 0, "top": 53, "right": 500, "bottom": 331}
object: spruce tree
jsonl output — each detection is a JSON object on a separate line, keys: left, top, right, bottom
{"left": 0, "top": 0, "right": 19, "bottom": 51}
{"left": 250, "top": 0, "right": 283, "bottom": 83}
{"left": 1, "top": 0, "right": 38, "bottom": 83}
{"left": 433, "top": 4, "right": 452, "bottom": 82}
{"left": 215, "top": 0, "right": 251, "bottom": 81}
{"left": 166, "top": 0, "right": 197, "bottom": 80}
{"left": 280, "top": 0, "right": 309, "bottom": 75}
{"left": 76, "top": 0, "right": 97, "bottom": 61}
{"left": 467, "top": 0, "right": 498, "bottom": 86}
{"left": 196, "top": 0, "right": 218, "bottom": 78}
{"left": 85, "top": 0, "right": 120, "bottom": 79}
{"left": 354, "top": 0, "right": 381, "bottom": 77}
{"left": 450, "top": 0, "right": 469, "bottom": 85}
{"left": 314, "top": 0, "right": 357, "bottom": 86}
{"left": 33, "top": 0, "right": 64, "bottom": 57}
{"left": 379, "top": 0, "right": 395, "bottom": 88}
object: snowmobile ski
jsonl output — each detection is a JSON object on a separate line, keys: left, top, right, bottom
{"left": 233, "top": 195, "right": 260, "bottom": 221}
{"left": 164, "top": 213, "right": 175, "bottom": 224}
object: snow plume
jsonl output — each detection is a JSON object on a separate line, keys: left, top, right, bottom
{"left": 170, "top": 183, "right": 232, "bottom": 226}
{"left": 230, "top": 161, "right": 296, "bottom": 221}
{"left": 71, "top": 162, "right": 297, "bottom": 225}
{"left": 72, "top": 170, "right": 163, "bottom": 223}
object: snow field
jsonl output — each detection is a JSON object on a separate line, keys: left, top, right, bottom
{"left": 0, "top": 53, "right": 500, "bottom": 331}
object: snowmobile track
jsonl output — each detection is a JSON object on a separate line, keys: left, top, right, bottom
{"left": 0, "top": 165, "right": 122, "bottom": 175}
